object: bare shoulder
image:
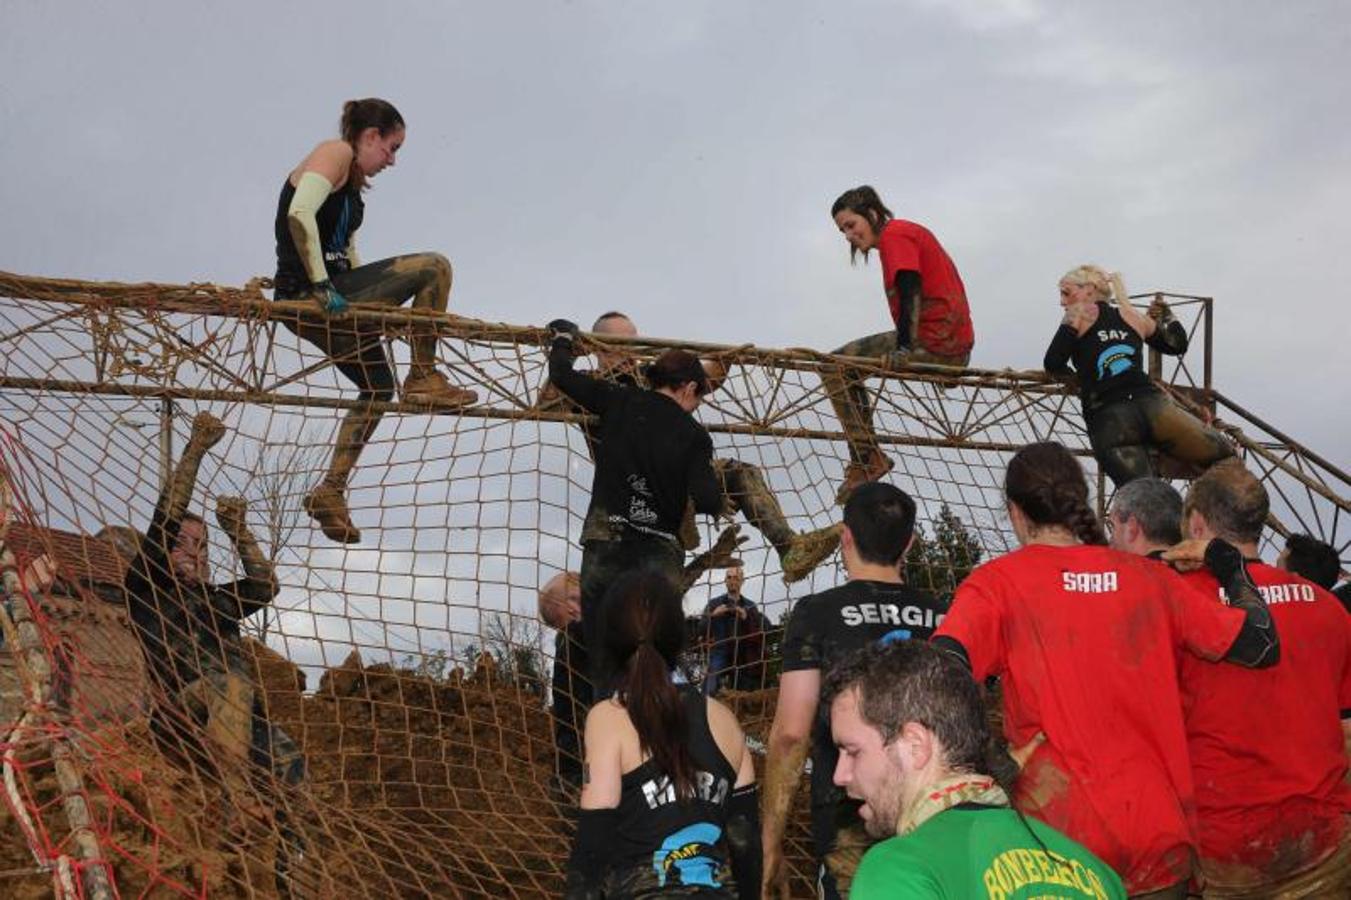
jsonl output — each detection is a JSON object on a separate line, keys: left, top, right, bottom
{"left": 586, "top": 697, "right": 628, "bottom": 729}
{"left": 705, "top": 697, "right": 747, "bottom": 764}
{"left": 290, "top": 139, "right": 354, "bottom": 188}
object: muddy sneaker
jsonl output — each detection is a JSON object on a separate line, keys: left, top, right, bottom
{"left": 780, "top": 524, "right": 843, "bottom": 583}
{"left": 303, "top": 484, "right": 360, "bottom": 544}
{"left": 835, "top": 449, "right": 894, "bottom": 505}
{"left": 401, "top": 371, "right": 477, "bottom": 409}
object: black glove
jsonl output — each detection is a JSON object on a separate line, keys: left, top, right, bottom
{"left": 1203, "top": 538, "right": 1245, "bottom": 583}
{"left": 548, "top": 319, "right": 581, "bottom": 344}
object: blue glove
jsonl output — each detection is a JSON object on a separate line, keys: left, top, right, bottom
{"left": 315, "top": 280, "right": 349, "bottom": 316}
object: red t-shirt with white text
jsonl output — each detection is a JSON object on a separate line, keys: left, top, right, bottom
{"left": 1178, "top": 563, "right": 1351, "bottom": 886}
{"left": 934, "top": 544, "right": 1245, "bottom": 894}
{"left": 876, "top": 218, "right": 974, "bottom": 357}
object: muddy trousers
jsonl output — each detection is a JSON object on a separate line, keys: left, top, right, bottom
{"left": 154, "top": 670, "right": 304, "bottom": 794}
{"left": 1199, "top": 819, "right": 1351, "bottom": 898}
{"left": 551, "top": 533, "right": 684, "bottom": 784}
{"left": 1085, "top": 391, "right": 1233, "bottom": 488}
{"left": 579, "top": 533, "right": 685, "bottom": 691}
{"left": 711, "top": 458, "right": 793, "bottom": 554}
{"left": 279, "top": 252, "right": 454, "bottom": 490}
{"left": 822, "top": 331, "right": 970, "bottom": 463}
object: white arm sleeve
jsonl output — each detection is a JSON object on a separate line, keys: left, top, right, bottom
{"left": 285, "top": 171, "right": 336, "bottom": 285}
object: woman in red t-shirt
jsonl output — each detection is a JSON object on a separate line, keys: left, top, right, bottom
{"left": 932, "top": 442, "right": 1275, "bottom": 898}
{"left": 823, "top": 185, "right": 975, "bottom": 503}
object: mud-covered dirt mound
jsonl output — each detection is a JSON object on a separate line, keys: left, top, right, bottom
{"left": 1, "top": 641, "right": 820, "bottom": 898}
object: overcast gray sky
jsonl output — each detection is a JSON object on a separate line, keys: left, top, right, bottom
{"left": 3, "top": 0, "right": 1348, "bottom": 466}
{"left": 3, "top": 0, "right": 1349, "bottom": 675}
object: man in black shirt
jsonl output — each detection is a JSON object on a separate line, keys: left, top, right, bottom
{"left": 760, "top": 482, "right": 947, "bottom": 900}
{"left": 548, "top": 320, "right": 724, "bottom": 691}
{"left": 123, "top": 412, "right": 299, "bottom": 814}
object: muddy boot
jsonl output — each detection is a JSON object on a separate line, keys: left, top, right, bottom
{"left": 836, "top": 449, "right": 894, "bottom": 505}
{"left": 780, "top": 524, "right": 843, "bottom": 584}
{"left": 401, "top": 369, "right": 478, "bottom": 409}
{"left": 303, "top": 483, "right": 360, "bottom": 544}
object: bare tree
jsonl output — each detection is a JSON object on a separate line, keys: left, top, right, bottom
{"left": 249, "top": 426, "right": 326, "bottom": 642}
{"left": 482, "top": 611, "right": 548, "bottom": 697}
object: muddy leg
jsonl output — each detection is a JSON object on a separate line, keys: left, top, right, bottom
{"left": 1086, "top": 400, "right": 1155, "bottom": 488}
{"left": 1146, "top": 394, "right": 1234, "bottom": 473}
{"left": 333, "top": 252, "right": 452, "bottom": 374}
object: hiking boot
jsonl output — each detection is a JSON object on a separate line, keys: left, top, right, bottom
{"left": 780, "top": 524, "right": 843, "bottom": 584}
{"left": 836, "top": 450, "right": 894, "bottom": 505}
{"left": 303, "top": 484, "right": 361, "bottom": 544}
{"left": 401, "top": 370, "right": 477, "bottom": 409}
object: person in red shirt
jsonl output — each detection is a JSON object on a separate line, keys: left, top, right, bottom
{"left": 824, "top": 186, "right": 975, "bottom": 503}
{"left": 1164, "top": 460, "right": 1351, "bottom": 895}
{"left": 932, "top": 442, "right": 1278, "bottom": 899}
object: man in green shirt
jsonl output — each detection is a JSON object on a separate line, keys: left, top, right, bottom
{"left": 825, "top": 641, "right": 1127, "bottom": 899}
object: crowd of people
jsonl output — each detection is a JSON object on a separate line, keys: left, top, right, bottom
{"left": 6, "top": 95, "right": 1341, "bottom": 898}
{"left": 557, "top": 443, "right": 1346, "bottom": 898}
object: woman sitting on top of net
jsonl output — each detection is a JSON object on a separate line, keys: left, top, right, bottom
{"left": 566, "top": 570, "right": 761, "bottom": 899}
{"left": 1044, "top": 265, "right": 1233, "bottom": 487}
{"left": 824, "top": 186, "right": 975, "bottom": 504}
{"left": 272, "top": 97, "right": 478, "bottom": 544}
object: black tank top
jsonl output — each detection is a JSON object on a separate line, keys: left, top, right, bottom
{"left": 1044, "top": 302, "right": 1164, "bottom": 410}
{"left": 608, "top": 686, "right": 738, "bottom": 893}
{"left": 272, "top": 177, "right": 364, "bottom": 298}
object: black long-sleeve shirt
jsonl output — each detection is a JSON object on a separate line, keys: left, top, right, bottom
{"left": 124, "top": 500, "right": 277, "bottom": 689}
{"left": 549, "top": 339, "right": 720, "bottom": 541}
{"left": 1043, "top": 302, "right": 1188, "bottom": 411}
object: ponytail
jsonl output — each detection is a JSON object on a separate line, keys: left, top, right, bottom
{"left": 1057, "top": 485, "right": 1108, "bottom": 546}
{"left": 1106, "top": 271, "right": 1129, "bottom": 307}
{"left": 619, "top": 641, "right": 697, "bottom": 800}
{"left": 600, "top": 570, "right": 699, "bottom": 801}
{"left": 1006, "top": 442, "right": 1106, "bottom": 545}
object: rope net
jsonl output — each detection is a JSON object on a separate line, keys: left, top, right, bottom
{"left": 0, "top": 273, "right": 1341, "bottom": 898}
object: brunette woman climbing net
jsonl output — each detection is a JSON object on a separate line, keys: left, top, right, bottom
{"left": 272, "top": 97, "right": 477, "bottom": 543}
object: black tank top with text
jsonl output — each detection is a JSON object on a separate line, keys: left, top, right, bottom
{"left": 1044, "top": 302, "right": 1183, "bottom": 411}
{"left": 272, "top": 177, "right": 364, "bottom": 298}
{"left": 609, "top": 685, "right": 738, "bottom": 893}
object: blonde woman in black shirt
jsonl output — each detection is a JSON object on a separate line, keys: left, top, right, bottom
{"left": 1044, "top": 265, "right": 1232, "bottom": 486}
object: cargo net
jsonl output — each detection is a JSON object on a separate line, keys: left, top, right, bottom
{"left": 0, "top": 272, "right": 1326, "bottom": 898}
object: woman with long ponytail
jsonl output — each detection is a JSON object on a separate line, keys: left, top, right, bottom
{"left": 1044, "top": 264, "right": 1232, "bottom": 487}
{"left": 932, "top": 441, "right": 1272, "bottom": 898}
{"left": 272, "top": 97, "right": 478, "bottom": 545}
{"left": 567, "top": 570, "right": 761, "bottom": 898}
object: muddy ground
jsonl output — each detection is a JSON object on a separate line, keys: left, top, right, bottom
{"left": 0, "top": 641, "right": 819, "bottom": 898}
